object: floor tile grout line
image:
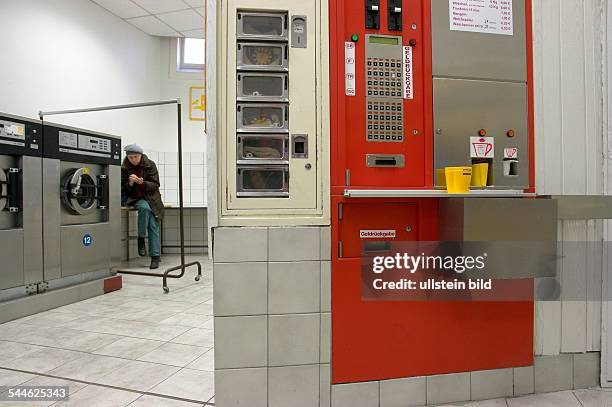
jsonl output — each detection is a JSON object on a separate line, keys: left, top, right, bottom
{"left": 0, "top": 338, "right": 214, "bottom": 371}
{"left": 571, "top": 390, "right": 585, "bottom": 407}
{"left": 0, "top": 366, "right": 214, "bottom": 406}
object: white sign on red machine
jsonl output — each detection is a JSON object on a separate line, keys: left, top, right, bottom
{"left": 470, "top": 137, "right": 495, "bottom": 158}
{"left": 360, "top": 230, "right": 396, "bottom": 239}
{"left": 504, "top": 147, "right": 518, "bottom": 159}
{"left": 449, "top": 0, "right": 514, "bottom": 36}
{"left": 345, "top": 42, "right": 356, "bottom": 96}
{"left": 402, "top": 46, "right": 414, "bottom": 100}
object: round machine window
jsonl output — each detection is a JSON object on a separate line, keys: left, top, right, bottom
{"left": 61, "top": 168, "right": 98, "bottom": 216}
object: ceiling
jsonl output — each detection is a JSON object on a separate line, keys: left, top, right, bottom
{"left": 90, "top": 0, "right": 205, "bottom": 38}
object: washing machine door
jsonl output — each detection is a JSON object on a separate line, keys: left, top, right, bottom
{"left": 61, "top": 168, "right": 103, "bottom": 216}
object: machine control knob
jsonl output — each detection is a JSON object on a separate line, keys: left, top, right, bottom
{"left": 305, "top": 163, "right": 312, "bottom": 170}
{"left": 408, "top": 39, "right": 417, "bottom": 46}
{"left": 506, "top": 129, "right": 516, "bottom": 138}
{"left": 478, "top": 129, "right": 487, "bottom": 137}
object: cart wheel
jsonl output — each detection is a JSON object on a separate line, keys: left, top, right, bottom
{"left": 195, "top": 275, "right": 201, "bottom": 282}
{"left": 163, "top": 286, "right": 170, "bottom": 294}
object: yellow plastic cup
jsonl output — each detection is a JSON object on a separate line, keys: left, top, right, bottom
{"left": 445, "top": 166, "right": 472, "bottom": 194}
{"left": 471, "top": 163, "right": 489, "bottom": 187}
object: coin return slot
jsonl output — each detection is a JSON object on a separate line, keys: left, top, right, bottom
{"left": 363, "top": 241, "right": 392, "bottom": 252}
{"left": 292, "top": 134, "right": 308, "bottom": 158}
{"left": 366, "top": 154, "right": 405, "bottom": 168}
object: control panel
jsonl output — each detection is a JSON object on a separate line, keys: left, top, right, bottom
{"left": 43, "top": 124, "right": 121, "bottom": 165}
{"left": 0, "top": 114, "right": 42, "bottom": 156}
{"left": 333, "top": 0, "right": 429, "bottom": 189}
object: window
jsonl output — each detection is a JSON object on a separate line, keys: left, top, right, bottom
{"left": 178, "top": 38, "right": 205, "bottom": 72}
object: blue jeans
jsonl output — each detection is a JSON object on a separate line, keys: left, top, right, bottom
{"left": 135, "top": 199, "right": 161, "bottom": 257}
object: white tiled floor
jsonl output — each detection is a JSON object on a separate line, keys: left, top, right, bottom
{"left": 0, "top": 255, "right": 214, "bottom": 406}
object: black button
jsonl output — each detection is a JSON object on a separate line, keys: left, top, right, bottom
{"left": 386, "top": 126, "right": 391, "bottom": 130}
{"left": 368, "top": 115, "right": 372, "bottom": 119}
{"left": 368, "top": 91, "right": 372, "bottom": 95}
{"left": 368, "top": 81, "right": 372, "bottom": 86}
{"left": 368, "top": 61, "right": 372, "bottom": 66}
{"left": 368, "top": 125, "right": 372, "bottom": 129}
{"left": 386, "top": 116, "right": 390, "bottom": 120}
{"left": 392, "top": 136, "right": 396, "bottom": 140}
{"left": 386, "top": 106, "right": 391, "bottom": 110}
{"left": 385, "top": 72, "right": 390, "bottom": 77}
{"left": 385, "top": 82, "right": 390, "bottom": 86}
{"left": 392, "top": 126, "right": 396, "bottom": 130}
{"left": 385, "top": 62, "right": 390, "bottom": 67}
{"left": 399, "top": 136, "right": 403, "bottom": 141}
{"left": 386, "top": 136, "right": 391, "bottom": 140}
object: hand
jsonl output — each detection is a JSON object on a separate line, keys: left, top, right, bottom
{"left": 129, "top": 174, "right": 139, "bottom": 184}
{"left": 135, "top": 177, "right": 144, "bottom": 185}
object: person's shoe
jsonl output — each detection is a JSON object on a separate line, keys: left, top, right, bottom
{"left": 137, "top": 238, "right": 146, "bottom": 257}
{"left": 150, "top": 256, "right": 160, "bottom": 269}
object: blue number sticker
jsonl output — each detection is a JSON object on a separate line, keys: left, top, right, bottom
{"left": 83, "top": 234, "right": 93, "bottom": 247}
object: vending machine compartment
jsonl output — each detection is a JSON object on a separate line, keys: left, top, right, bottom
{"left": 237, "top": 72, "right": 289, "bottom": 102}
{"left": 237, "top": 42, "right": 288, "bottom": 71}
{"left": 237, "top": 11, "right": 288, "bottom": 41}
{"left": 237, "top": 134, "right": 289, "bottom": 164}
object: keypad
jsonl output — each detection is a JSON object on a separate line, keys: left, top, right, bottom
{"left": 365, "top": 57, "right": 404, "bottom": 143}
{"left": 366, "top": 101, "right": 404, "bottom": 143}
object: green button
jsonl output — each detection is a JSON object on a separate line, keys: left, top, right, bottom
{"left": 351, "top": 34, "right": 359, "bottom": 42}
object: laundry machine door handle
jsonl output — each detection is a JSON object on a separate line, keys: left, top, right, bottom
{"left": 7, "top": 168, "right": 21, "bottom": 212}
{"left": 0, "top": 168, "right": 21, "bottom": 212}
{"left": 97, "top": 174, "right": 108, "bottom": 210}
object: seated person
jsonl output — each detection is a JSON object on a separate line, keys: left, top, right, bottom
{"left": 121, "top": 144, "right": 164, "bottom": 269}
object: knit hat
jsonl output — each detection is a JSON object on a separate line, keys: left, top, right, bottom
{"left": 124, "top": 144, "right": 144, "bottom": 154}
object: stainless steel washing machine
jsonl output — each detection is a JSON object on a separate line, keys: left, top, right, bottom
{"left": 0, "top": 113, "right": 43, "bottom": 299}
{"left": 42, "top": 123, "right": 121, "bottom": 281}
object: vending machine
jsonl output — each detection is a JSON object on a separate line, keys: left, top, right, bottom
{"left": 330, "top": 0, "right": 539, "bottom": 384}
{"left": 216, "top": 0, "right": 330, "bottom": 226}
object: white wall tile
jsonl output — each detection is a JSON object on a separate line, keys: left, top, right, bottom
{"left": 191, "top": 152, "right": 205, "bottom": 164}
{"left": 165, "top": 152, "right": 177, "bottom": 165}
{"left": 191, "top": 189, "right": 204, "bottom": 203}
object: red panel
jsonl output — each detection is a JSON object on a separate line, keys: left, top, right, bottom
{"left": 331, "top": 197, "right": 534, "bottom": 384}
{"left": 330, "top": 0, "right": 433, "bottom": 189}
{"left": 104, "top": 275, "right": 122, "bottom": 293}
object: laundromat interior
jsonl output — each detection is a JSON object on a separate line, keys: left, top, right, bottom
{"left": 2, "top": 0, "right": 612, "bottom": 406}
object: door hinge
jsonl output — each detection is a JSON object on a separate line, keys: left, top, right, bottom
{"left": 338, "top": 203, "right": 343, "bottom": 220}
{"left": 345, "top": 169, "right": 350, "bottom": 186}
{"left": 338, "top": 241, "right": 343, "bottom": 258}
{"left": 37, "top": 281, "right": 49, "bottom": 293}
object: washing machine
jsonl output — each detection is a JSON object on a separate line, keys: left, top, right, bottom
{"left": 42, "top": 123, "right": 122, "bottom": 282}
{"left": 0, "top": 113, "right": 43, "bottom": 300}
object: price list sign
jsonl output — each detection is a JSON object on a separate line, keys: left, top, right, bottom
{"left": 449, "top": 0, "right": 513, "bottom": 36}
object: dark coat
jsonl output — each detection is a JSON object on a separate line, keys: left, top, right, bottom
{"left": 121, "top": 154, "right": 164, "bottom": 219}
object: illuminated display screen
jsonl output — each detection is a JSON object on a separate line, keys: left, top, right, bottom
{"left": 369, "top": 36, "right": 399, "bottom": 45}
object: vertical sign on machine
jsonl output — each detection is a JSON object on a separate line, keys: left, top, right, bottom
{"left": 402, "top": 45, "right": 413, "bottom": 100}
{"left": 345, "top": 42, "right": 356, "bottom": 96}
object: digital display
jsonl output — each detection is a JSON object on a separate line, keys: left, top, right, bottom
{"left": 369, "top": 36, "right": 399, "bottom": 45}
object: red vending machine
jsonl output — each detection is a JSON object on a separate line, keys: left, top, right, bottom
{"left": 330, "top": 0, "right": 537, "bottom": 384}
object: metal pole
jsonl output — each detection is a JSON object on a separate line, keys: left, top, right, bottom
{"left": 38, "top": 99, "right": 180, "bottom": 119}
{"left": 177, "top": 102, "right": 186, "bottom": 271}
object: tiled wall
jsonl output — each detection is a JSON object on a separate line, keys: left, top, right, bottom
{"left": 120, "top": 207, "right": 208, "bottom": 260}
{"left": 138, "top": 151, "right": 207, "bottom": 207}
{"left": 331, "top": 353, "right": 600, "bottom": 406}
{"left": 212, "top": 226, "right": 331, "bottom": 407}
